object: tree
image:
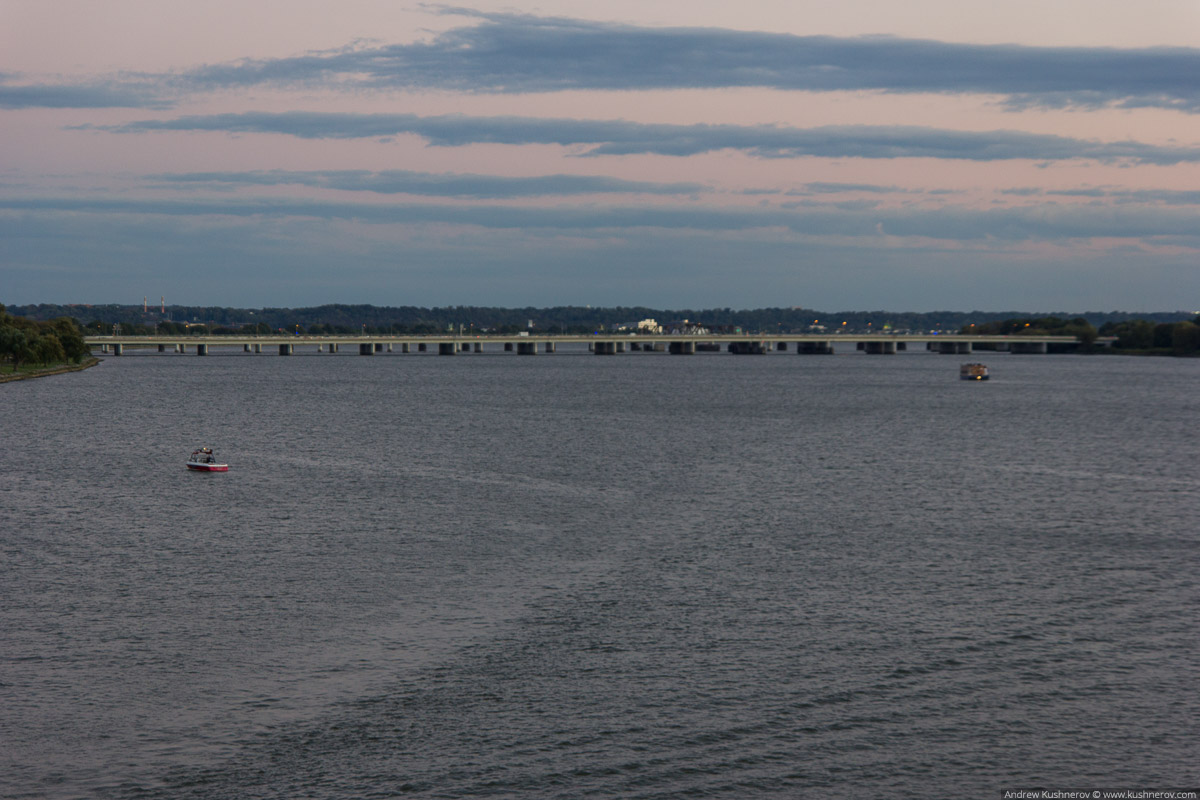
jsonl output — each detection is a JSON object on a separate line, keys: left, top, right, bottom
{"left": 33, "top": 332, "right": 66, "bottom": 365}
{"left": 1099, "top": 320, "right": 1154, "bottom": 350}
{"left": 1171, "top": 321, "right": 1200, "bottom": 355}
{"left": 1061, "top": 319, "right": 1098, "bottom": 348}
{"left": 0, "top": 327, "right": 35, "bottom": 371}
{"left": 48, "top": 317, "right": 88, "bottom": 362}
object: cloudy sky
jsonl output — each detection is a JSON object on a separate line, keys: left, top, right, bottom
{"left": 3, "top": 1, "right": 1199, "bottom": 311}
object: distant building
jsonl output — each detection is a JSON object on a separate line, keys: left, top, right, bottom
{"left": 636, "top": 319, "right": 661, "bottom": 334}
{"left": 665, "top": 320, "right": 710, "bottom": 335}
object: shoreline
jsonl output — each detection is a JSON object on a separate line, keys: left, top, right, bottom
{"left": 0, "top": 356, "right": 101, "bottom": 384}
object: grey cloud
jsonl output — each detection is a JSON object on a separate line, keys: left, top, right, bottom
{"left": 0, "top": 82, "right": 170, "bottom": 109}
{"left": 11, "top": 12, "right": 1200, "bottom": 113}
{"left": 172, "top": 10, "right": 1200, "bottom": 112}
{"left": 1053, "top": 188, "right": 1112, "bottom": 198}
{"left": 797, "top": 183, "right": 911, "bottom": 194}
{"left": 93, "top": 112, "right": 1200, "bottom": 165}
{"left": 1050, "top": 188, "right": 1200, "bottom": 205}
{"left": 1002, "top": 186, "right": 1200, "bottom": 205}
{"left": 151, "top": 169, "right": 702, "bottom": 198}
{"left": 4, "top": 195, "right": 1198, "bottom": 244}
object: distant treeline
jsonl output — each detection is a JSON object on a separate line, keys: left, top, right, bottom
{"left": 9, "top": 303, "right": 1198, "bottom": 337}
{"left": 963, "top": 316, "right": 1099, "bottom": 343}
{"left": 1098, "top": 317, "right": 1200, "bottom": 354}
{"left": 963, "top": 314, "right": 1200, "bottom": 355}
{"left": 0, "top": 305, "right": 90, "bottom": 372}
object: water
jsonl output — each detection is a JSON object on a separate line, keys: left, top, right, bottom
{"left": 2, "top": 349, "right": 1197, "bottom": 798}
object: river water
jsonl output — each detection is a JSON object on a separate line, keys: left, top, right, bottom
{"left": 2, "top": 348, "right": 1197, "bottom": 798}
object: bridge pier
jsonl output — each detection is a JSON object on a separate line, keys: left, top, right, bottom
{"left": 728, "top": 341, "right": 767, "bottom": 354}
{"left": 776, "top": 342, "right": 788, "bottom": 351}
{"left": 669, "top": 341, "right": 696, "bottom": 355}
{"left": 864, "top": 341, "right": 897, "bottom": 354}
{"left": 797, "top": 341, "right": 833, "bottom": 354}
{"left": 1010, "top": 341, "right": 1048, "bottom": 354}
{"left": 253, "top": 343, "right": 262, "bottom": 353}
{"left": 474, "top": 342, "right": 482, "bottom": 353}
{"left": 374, "top": 343, "right": 384, "bottom": 353}
{"left": 936, "top": 341, "right": 971, "bottom": 355}
{"left": 544, "top": 342, "right": 555, "bottom": 353}
{"left": 359, "top": 343, "right": 373, "bottom": 355}
{"left": 197, "top": 344, "right": 208, "bottom": 356}
{"left": 278, "top": 344, "right": 292, "bottom": 355}
{"left": 439, "top": 343, "right": 456, "bottom": 355}
{"left": 402, "top": 343, "right": 410, "bottom": 353}
{"left": 418, "top": 343, "right": 427, "bottom": 352}
{"left": 111, "top": 343, "right": 122, "bottom": 356}
{"left": 594, "top": 341, "right": 617, "bottom": 355}
{"left": 517, "top": 341, "right": 537, "bottom": 355}
{"left": 505, "top": 342, "right": 514, "bottom": 352}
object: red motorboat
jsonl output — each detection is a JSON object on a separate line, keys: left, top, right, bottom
{"left": 186, "top": 447, "right": 229, "bottom": 472}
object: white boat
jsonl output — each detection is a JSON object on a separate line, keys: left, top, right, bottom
{"left": 186, "top": 447, "right": 228, "bottom": 472}
{"left": 960, "top": 363, "right": 989, "bottom": 381}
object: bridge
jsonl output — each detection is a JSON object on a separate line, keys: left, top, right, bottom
{"left": 86, "top": 332, "right": 1093, "bottom": 357}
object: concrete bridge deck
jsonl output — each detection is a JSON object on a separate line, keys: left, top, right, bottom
{"left": 86, "top": 333, "right": 1092, "bottom": 357}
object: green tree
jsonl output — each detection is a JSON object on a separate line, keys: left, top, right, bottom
{"left": 1099, "top": 320, "right": 1154, "bottom": 349}
{"left": 1061, "top": 318, "right": 1098, "bottom": 348}
{"left": 47, "top": 317, "right": 88, "bottom": 362}
{"left": 33, "top": 332, "right": 66, "bottom": 365}
{"left": 1171, "top": 321, "right": 1200, "bottom": 355}
{"left": 0, "top": 327, "right": 35, "bottom": 371}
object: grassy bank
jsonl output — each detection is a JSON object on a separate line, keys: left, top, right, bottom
{"left": 0, "top": 356, "right": 100, "bottom": 383}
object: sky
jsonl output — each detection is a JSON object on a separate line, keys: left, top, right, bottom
{"left": 2, "top": 1, "right": 1199, "bottom": 311}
